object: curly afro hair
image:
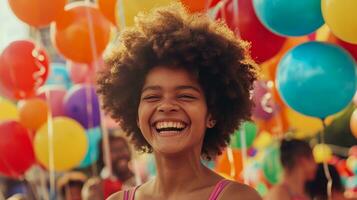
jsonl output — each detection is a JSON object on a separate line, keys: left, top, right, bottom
{"left": 97, "top": 3, "right": 258, "bottom": 159}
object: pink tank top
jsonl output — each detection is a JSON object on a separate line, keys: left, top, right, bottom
{"left": 123, "top": 179, "right": 230, "bottom": 200}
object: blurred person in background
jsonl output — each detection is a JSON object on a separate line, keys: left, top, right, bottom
{"left": 57, "top": 171, "right": 87, "bottom": 200}
{"left": 266, "top": 139, "right": 317, "bottom": 200}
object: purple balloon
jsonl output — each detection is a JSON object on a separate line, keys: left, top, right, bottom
{"left": 252, "top": 81, "right": 277, "bottom": 120}
{"left": 63, "top": 85, "right": 100, "bottom": 129}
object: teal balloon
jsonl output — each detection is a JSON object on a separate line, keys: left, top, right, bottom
{"left": 79, "top": 127, "right": 102, "bottom": 168}
{"left": 230, "top": 121, "right": 257, "bottom": 149}
{"left": 277, "top": 42, "right": 357, "bottom": 118}
{"left": 253, "top": 0, "right": 323, "bottom": 36}
{"left": 262, "top": 145, "right": 282, "bottom": 184}
{"left": 45, "top": 63, "right": 72, "bottom": 89}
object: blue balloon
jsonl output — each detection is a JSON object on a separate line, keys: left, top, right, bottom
{"left": 79, "top": 127, "right": 102, "bottom": 168}
{"left": 277, "top": 41, "right": 357, "bottom": 118}
{"left": 253, "top": 0, "right": 324, "bottom": 36}
{"left": 45, "top": 63, "right": 72, "bottom": 89}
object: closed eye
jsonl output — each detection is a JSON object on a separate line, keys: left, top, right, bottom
{"left": 177, "top": 94, "right": 197, "bottom": 100}
{"left": 142, "top": 95, "right": 161, "bottom": 102}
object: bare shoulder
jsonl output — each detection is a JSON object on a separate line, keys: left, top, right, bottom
{"left": 106, "top": 191, "right": 123, "bottom": 200}
{"left": 264, "top": 185, "right": 290, "bottom": 200}
{"left": 220, "top": 181, "right": 262, "bottom": 200}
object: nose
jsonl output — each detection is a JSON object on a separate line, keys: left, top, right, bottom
{"left": 157, "top": 100, "right": 179, "bottom": 113}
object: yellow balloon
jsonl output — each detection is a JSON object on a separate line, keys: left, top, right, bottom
{"left": 322, "top": 0, "right": 357, "bottom": 44}
{"left": 116, "top": 0, "right": 173, "bottom": 28}
{"left": 34, "top": 117, "right": 88, "bottom": 172}
{"left": 0, "top": 98, "right": 18, "bottom": 121}
{"left": 253, "top": 131, "right": 273, "bottom": 149}
{"left": 313, "top": 144, "right": 333, "bottom": 163}
{"left": 287, "top": 109, "right": 322, "bottom": 138}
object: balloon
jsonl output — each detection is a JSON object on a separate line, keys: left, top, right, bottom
{"left": 253, "top": 0, "right": 323, "bottom": 36}
{"left": 18, "top": 98, "right": 48, "bottom": 131}
{"left": 215, "top": 149, "right": 243, "bottom": 181}
{"left": 349, "top": 146, "right": 357, "bottom": 157}
{"left": 45, "top": 63, "right": 72, "bottom": 89}
{"left": 322, "top": 0, "right": 357, "bottom": 44}
{"left": 0, "top": 121, "right": 35, "bottom": 178}
{"left": 350, "top": 109, "right": 357, "bottom": 139}
{"left": 8, "top": 0, "right": 66, "bottom": 27}
{"left": 262, "top": 145, "right": 282, "bottom": 184}
{"left": 63, "top": 85, "right": 101, "bottom": 129}
{"left": 52, "top": 2, "right": 111, "bottom": 63}
{"left": 286, "top": 108, "right": 322, "bottom": 139}
{"left": 346, "top": 156, "right": 357, "bottom": 174}
{"left": 0, "top": 40, "right": 50, "bottom": 100}
{"left": 79, "top": 127, "right": 102, "bottom": 168}
{"left": 67, "top": 59, "right": 104, "bottom": 84}
{"left": 253, "top": 131, "right": 272, "bottom": 149}
{"left": 37, "top": 86, "right": 66, "bottom": 117}
{"left": 277, "top": 42, "right": 357, "bottom": 118}
{"left": 255, "top": 182, "right": 269, "bottom": 197}
{"left": 215, "top": 0, "right": 286, "bottom": 63}
{"left": 180, "top": 0, "right": 206, "bottom": 12}
{"left": 260, "top": 36, "right": 309, "bottom": 81}
{"left": 313, "top": 144, "right": 333, "bottom": 163}
{"left": 117, "top": 0, "right": 173, "bottom": 28}
{"left": 230, "top": 121, "right": 258, "bottom": 149}
{"left": 0, "top": 98, "right": 18, "bottom": 121}
{"left": 252, "top": 81, "right": 278, "bottom": 120}
{"left": 98, "top": 0, "right": 117, "bottom": 25}
{"left": 34, "top": 117, "right": 88, "bottom": 171}
{"left": 329, "top": 34, "right": 357, "bottom": 61}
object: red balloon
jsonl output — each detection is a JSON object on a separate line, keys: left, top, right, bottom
{"left": 0, "top": 40, "right": 50, "bottom": 100}
{"left": 8, "top": 0, "right": 66, "bottom": 27}
{"left": 329, "top": 35, "right": 357, "bottom": 61}
{"left": 215, "top": 0, "right": 286, "bottom": 63}
{"left": 67, "top": 58, "right": 104, "bottom": 84}
{"left": 52, "top": 2, "right": 111, "bottom": 63}
{"left": 0, "top": 121, "right": 35, "bottom": 178}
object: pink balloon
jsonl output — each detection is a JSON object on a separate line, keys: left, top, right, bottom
{"left": 68, "top": 59, "right": 104, "bottom": 84}
{"left": 36, "top": 86, "right": 66, "bottom": 117}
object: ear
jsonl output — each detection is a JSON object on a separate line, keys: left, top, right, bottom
{"left": 206, "top": 114, "right": 216, "bottom": 128}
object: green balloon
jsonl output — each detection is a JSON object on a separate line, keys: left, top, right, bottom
{"left": 255, "top": 182, "right": 269, "bottom": 196}
{"left": 262, "top": 145, "right": 283, "bottom": 184}
{"left": 230, "top": 121, "right": 258, "bottom": 149}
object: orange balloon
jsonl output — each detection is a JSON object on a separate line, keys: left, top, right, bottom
{"left": 52, "top": 2, "right": 111, "bottom": 63}
{"left": 98, "top": 0, "right": 117, "bottom": 25}
{"left": 180, "top": 0, "right": 207, "bottom": 13}
{"left": 8, "top": 0, "right": 66, "bottom": 27}
{"left": 18, "top": 98, "right": 48, "bottom": 131}
{"left": 215, "top": 148, "right": 243, "bottom": 181}
{"left": 350, "top": 109, "right": 357, "bottom": 139}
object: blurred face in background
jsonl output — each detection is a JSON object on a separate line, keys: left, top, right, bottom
{"left": 110, "top": 137, "right": 132, "bottom": 179}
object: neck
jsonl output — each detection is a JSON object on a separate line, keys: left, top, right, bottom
{"left": 282, "top": 168, "right": 307, "bottom": 195}
{"left": 152, "top": 149, "right": 216, "bottom": 197}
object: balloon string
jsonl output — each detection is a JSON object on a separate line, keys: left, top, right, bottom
{"left": 240, "top": 124, "right": 248, "bottom": 184}
{"left": 320, "top": 118, "right": 333, "bottom": 200}
{"left": 226, "top": 147, "right": 236, "bottom": 178}
{"left": 84, "top": 0, "right": 111, "bottom": 178}
{"left": 117, "top": 0, "right": 126, "bottom": 29}
{"left": 45, "top": 89, "right": 56, "bottom": 200}
{"left": 232, "top": 0, "right": 240, "bottom": 38}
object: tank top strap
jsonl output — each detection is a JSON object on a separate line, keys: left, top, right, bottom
{"left": 123, "top": 185, "right": 140, "bottom": 200}
{"left": 208, "top": 179, "right": 231, "bottom": 200}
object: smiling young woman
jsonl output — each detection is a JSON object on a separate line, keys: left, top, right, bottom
{"left": 97, "top": 2, "right": 261, "bottom": 200}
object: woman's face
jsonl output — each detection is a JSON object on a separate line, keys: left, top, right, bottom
{"left": 137, "top": 66, "right": 212, "bottom": 155}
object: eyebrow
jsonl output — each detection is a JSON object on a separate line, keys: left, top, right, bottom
{"left": 141, "top": 85, "right": 201, "bottom": 93}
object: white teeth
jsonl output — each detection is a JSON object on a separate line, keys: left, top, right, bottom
{"left": 155, "top": 121, "right": 186, "bottom": 129}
